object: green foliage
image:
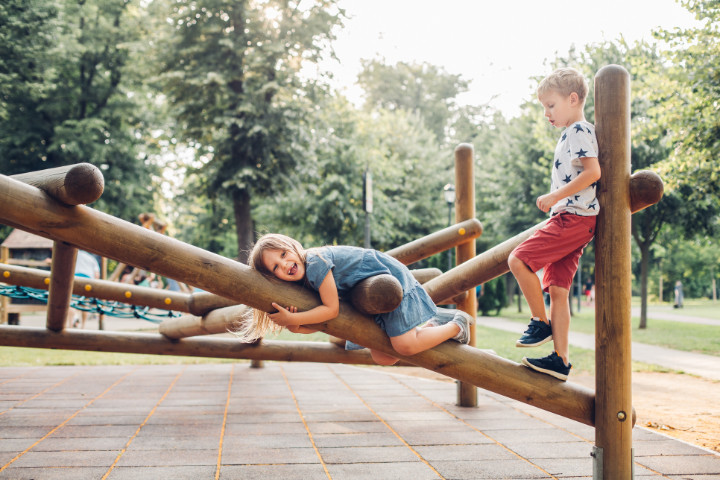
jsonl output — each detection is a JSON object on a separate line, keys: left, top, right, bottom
{"left": 357, "top": 59, "right": 470, "bottom": 146}
{"left": 476, "top": 276, "right": 508, "bottom": 316}
{"left": 158, "top": 0, "right": 346, "bottom": 260}
{"left": 652, "top": 0, "right": 720, "bottom": 222}
{"left": 0, "top": 0, "right": 158, "bottom": 221}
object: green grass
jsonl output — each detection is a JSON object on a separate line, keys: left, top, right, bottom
{"left": 475, "top": 324, "right": 668, "bottom": 376}
{"left": 496, "top": 298, "right": 720, "bottom": 358}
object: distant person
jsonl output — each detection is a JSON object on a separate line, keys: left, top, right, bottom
{"left": 507, "top": 67, "right": 601, "bottom": 381}
{"left": 67, "top": 250, "right": 100, "bottom": 329}
{"left": 674, "top": 280, "right": 684, "bottom": 308}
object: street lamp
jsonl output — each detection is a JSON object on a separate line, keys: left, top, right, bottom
{"left": 443, "top": 184, "right": 455, "bottom": 270}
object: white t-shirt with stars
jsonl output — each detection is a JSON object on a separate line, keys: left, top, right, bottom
{"left": 550, "top": 121, "right": 600, "bottom": 216}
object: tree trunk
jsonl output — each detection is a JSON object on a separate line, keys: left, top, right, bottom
{"left": 638, "top": 242, "right": 650, "bottom": 329}
{"left": 232, "top": 188, "right": 253, "bottom": 264}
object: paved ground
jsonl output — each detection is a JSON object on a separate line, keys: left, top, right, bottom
{"left": 1, "top": 362, "right": 720, "bottom": 480}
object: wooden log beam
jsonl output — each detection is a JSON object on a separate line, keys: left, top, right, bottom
{"left": 46, "top": 242, "right": 77, "bottom": 331}
{"left": 385, "top": 218, "right": 482, "bottom": 266}
{"left": 422, "top": 170, "right": 664, "bottom": 304}
{"left": 0, "top": 325, "right": 380, "bottom": 364}
{"left": 0, "top": 263, "right": 192, "bottom": 314}
{"left": 10, "top": 163, "right": 104, "bottom": 206}
{"left": 409, "top": 267, "right": 442, "bottom": 284}
{"left": 187, "top": 291, "right": 238, "bottom": 316}
{"left": 159, "top": 304, "right": 249, "bottom": 339}
{"left": 0, "top": 175, "right": 596, "bottom": 426}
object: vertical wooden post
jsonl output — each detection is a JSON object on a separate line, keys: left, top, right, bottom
{"left": 46, "top": 242, "right": 78, "bottom": 332}
{"left": 594, "top": 65, "right": 633, "bottom": 479}
{"left": 1, "top": 245, "right": 9, "bottom": 325}
{"left": 454, "top": 143, "right": 477, "bottom": 407}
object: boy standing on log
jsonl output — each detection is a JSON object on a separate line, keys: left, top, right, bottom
{"left": 508, "top": 67, "right": 601, "bottom": 381}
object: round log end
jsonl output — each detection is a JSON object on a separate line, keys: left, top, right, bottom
{"left": 629, "top": 170, "right": 664, "bottom": 213}
{"left": 350, "top": 274, "right": 403, "bottom": 315}
{"left": 65, "top": 163, "right": 105, "bottom": 205}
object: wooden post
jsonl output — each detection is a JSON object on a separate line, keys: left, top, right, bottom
{"left": 594, "top": 64, "right": 633, "bottom": 479}
{"left": 46, "top": 242, "right": 77, "bottom": 331}
{"left": 0, "top": 176, "right": 596, "bottom": 426}
{"left": 454, "top": 144, "right": 477, "bottom": 407}
{"left": 1, "top": 245, "right": 8, "bottom": 325}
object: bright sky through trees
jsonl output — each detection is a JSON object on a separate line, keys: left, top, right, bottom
{"left": 323, "top": 0, "right": 700, "bottom": 117}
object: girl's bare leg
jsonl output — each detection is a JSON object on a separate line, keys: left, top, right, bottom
{"left": 389, "top": 323, "right": 460, "bottom": 357}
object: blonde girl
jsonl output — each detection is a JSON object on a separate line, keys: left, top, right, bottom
{"left": 235, "top": 233, "right": 471, "bottom": 365}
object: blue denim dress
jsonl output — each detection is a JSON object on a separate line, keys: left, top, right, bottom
{"left": 304, "top": 246, "right": 438, "bottom": 349}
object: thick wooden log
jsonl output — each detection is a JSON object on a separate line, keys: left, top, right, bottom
{"left": 0, "top": 263, "right": 191, "bottom": 313}
{"left": 0, "top": 175, "right": 595, "bottom": 426}
{"left": 409, "top": 267, "right": 441, "bottom": 284}
{"left": 46, "top": 242, "right": 77, "bottom": 331}
{"left": 385, "top": 218, "right": 482, "bottom": 265}
{"left": 187, "top": 291, "right": 239, "bottom": 316}
{"left": 350, "top": 274, "right": 403, "bottom": 315}
{"left": 0, "top": 325, "right": 380, "bottom": 364}
{"left": 422, "top": 170, "right": 664, "bottom": 305}
{"left": 594, "top": 64, "right": 633, "bottom": 478}
{"left": 10, "top": 163, "right": 104, "bottom": 206}
{"left": 159, "top": 304, "right": 249, "bottom": 339}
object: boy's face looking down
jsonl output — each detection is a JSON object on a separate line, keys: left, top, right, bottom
{"left": 538, "top": 90, "right": 583, "bottom": 129}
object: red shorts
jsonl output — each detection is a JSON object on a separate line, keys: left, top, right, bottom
{"left": 511, "top": 213, "right": 596, "bottom": 292}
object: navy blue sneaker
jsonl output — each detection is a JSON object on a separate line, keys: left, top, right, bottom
{"left": 522, "top": 351, "right": 572, "bottom": 381}
{"left": 516, "top": 318, "right": 552, "bottom": 347}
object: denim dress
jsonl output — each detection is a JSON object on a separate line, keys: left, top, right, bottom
{"left": 304, "top": 246, "right": 438, "bottom": 349}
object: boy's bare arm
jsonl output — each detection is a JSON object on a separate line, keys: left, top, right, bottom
{"left": 537, "top": 157, "right": 601, "bottom": 213}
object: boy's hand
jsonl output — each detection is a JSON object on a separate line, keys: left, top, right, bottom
{"left": 536, "top": 193, "right": 556, "bottom": 213}
{"left": 269, "top": 302, "right": 298, "bottom": 326}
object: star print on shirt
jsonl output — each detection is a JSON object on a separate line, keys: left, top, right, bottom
{"left": 562, "top": 132, "right": 567, "bottom": 141}
{"left": 563, "top": 174, "right": 572, "bottom": 184}
{"left": 575, "top": 148, "right": 588, "bottom": 158}
{"left": 555, "top": 159, "right": 561, "bottom": 169}
{"left": 574, "top": 123, "right": 585, "bottom": 133}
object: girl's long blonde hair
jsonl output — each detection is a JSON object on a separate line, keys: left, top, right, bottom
{"left": 232, "top": 233, "right": 307, "bottom": 343}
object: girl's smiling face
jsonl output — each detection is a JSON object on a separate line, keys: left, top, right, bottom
{"left": 262, "top": 248, "right": 305, "bottom": 282}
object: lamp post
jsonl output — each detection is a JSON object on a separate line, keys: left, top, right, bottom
{"left": 443, "top": 183, "right": 456, "bottom": 271}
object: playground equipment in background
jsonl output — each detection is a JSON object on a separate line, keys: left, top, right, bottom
{"left": 0, "top": 66, "right": 660, "bottom": 479}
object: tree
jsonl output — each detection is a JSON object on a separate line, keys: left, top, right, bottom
{"left": 0, "top": 0, "right": 158, "bottom": 222}
{"left": 253, "top": 95, "right": 448, "bottom": 253}
{"left": 356, "top": 59, "right": 471, "bottom": 146}
{"left": 653, "top": 0, "right": 720, "bottom": 216}
{"left": 159, "top": 0, "right": 346, "bottom": 262}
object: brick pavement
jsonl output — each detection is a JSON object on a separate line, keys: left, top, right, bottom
{"left": 1, "top": 362, "right": 719, "bottom": 479}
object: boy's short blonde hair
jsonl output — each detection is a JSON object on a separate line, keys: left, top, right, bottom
{"left": 537, "top": 67, "right": 589, "bottom": 102}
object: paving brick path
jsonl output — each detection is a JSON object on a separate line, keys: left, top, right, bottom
{"left": 1, "top": 362, "right": 718, "bottom": 479}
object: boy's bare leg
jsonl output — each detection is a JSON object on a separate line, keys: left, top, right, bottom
{"left": 549, "top": 285, "right": 571, "bottom": 364}
{"left": 508, "top": 255, "right": 548, "bottom": 323}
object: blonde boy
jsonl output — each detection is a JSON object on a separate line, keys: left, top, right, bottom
{"left": 508, "top": 67, "right": 601, "bottom": 380}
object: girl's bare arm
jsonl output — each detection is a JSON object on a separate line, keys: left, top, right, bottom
{"left": 269, "top": 271, "right": 340, "bottom": 327}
